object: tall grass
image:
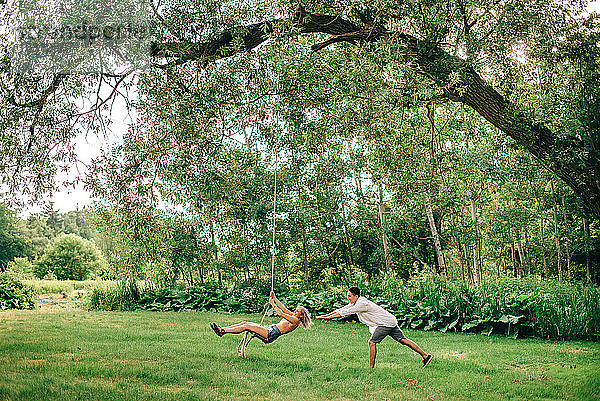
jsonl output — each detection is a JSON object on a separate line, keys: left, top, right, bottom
{"left": 86, "top": 280, "right": 143, "bottom": 311}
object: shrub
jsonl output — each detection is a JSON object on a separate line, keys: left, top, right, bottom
{"left": 138, "top": 285, "right": 230, "bottom": 312}
{"left": 34, "top": 234, "right": 106, "bottom": 280}
{"left": 0, "top": 273, "right": 35, "bottom": 310}
{"left": 376, "top": 274, "right": 600, "bottom": 341}
{"left": 23, "top": 279, "right": 113, "bottom": 296}
{"left": 5, "top": 257, "right": 35, "bottom": 280}
{"left": 285, "top": 289, "right": 347, "bottom": 315}
{"left": 85, "top": 273, "right": 600, "bottom": 341}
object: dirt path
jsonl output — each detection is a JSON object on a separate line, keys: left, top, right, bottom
{"left": 37, "top": 296, "right": 81, "bottom": 306}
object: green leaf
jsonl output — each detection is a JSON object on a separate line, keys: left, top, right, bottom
{"left": 461, "top": 320, "right": 480, "bottom": 332}
{"left": 442, "top": 318, "right": 460, "bottom": 333}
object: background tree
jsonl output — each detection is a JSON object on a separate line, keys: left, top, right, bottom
{"left": 0, "top": 204, "right": 29, "bottom": 271}
{"left": 34, "top": 234, "right": 106, "bottom": 280}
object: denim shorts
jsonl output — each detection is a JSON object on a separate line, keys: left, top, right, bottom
{"left": 263, "top": 324, "right": 282, "bottom": 343}
{"left": 369, "top": 325, "right": 406, "bottom": 344}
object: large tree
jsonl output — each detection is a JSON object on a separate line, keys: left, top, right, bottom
{"left": 2, "top": 0, "right": 599, "bottom": 219}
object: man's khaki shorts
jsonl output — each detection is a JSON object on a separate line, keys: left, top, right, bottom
{"left": 369, "top": 325, "right": 406, "bottom": 343}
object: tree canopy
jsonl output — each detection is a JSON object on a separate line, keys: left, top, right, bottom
{"left": 2, "top": 1, "right": 599, "bottom": 219}
{"left": 33, "top": 233, "right": 105, "bottom": 280}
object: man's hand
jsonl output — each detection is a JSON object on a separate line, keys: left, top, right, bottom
{"left": 316, "top": 312, "right": 341, "bottom": 321}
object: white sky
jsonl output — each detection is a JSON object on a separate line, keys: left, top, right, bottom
{"left": 25, "top": 1, "right": 600, "bottom": 215}
{"left": 22, "top": 95, "right": 132, "bottom": 216}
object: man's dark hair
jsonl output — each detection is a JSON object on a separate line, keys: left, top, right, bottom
{"left": 349, "top": 286, "right": 360, "bottom": 296}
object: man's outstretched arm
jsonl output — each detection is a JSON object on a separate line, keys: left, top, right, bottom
{"left": 316, "top": 311, "right": 342, "bottom": 320}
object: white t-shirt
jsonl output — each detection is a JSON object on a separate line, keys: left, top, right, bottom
{"left": 335, "top": 296, "right": 398, "bottom": 332}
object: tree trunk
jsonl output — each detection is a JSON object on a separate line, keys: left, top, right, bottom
{"left": 515, "top": 231, "right": 525, "bottom": 278}
{"left": 197, "top": 263, "right": 204, "bottom": 284}
{"left": 458, "top": 207, "right": 473, "bottom": 284}
{"left": 463, "top": 243, "right": 473, "bottom": 283}
{"left": 583, "top": 215, "right": 592, "bottom": 284}
{"left": 297, "top": 181, "right": 310, "bottom": 287}
{"left": 315, "top": 195, "right": 339, "bottom": 273}
{"left": 378, "top": 183, "right": 393, "bottom": 273}
{"left": 353, "top": 169, "right": 364, "bottom": 208}
{"left": 551, "top": 182, "right": 563, "bottom": 281}
{"left": 301, "top": 228, "right": 309, "bottom": 285}
{"left": 523, "top": 225, "right": 531, "bottom": 277}
{"left": 242, "top": 222, "right": 250, "bottom": 281}
{"left": 496, "top": 239, "right": 506, "bottom": 277}
{"left": 538, "top": 202, "right": 549, "bottom": 279}
{"left": 340, "top": 187, "right": 355, "bottom": 269}
{"left": 321, "top": 241, "right": 339, "bottom": 272}
{"left": 424, "top": 192, "right": 446, "bottom": 277}
{"left": 209, "top": 218, "right": 221, "bottom": 287}
{"left": 455, "top": 230, "right": 466, "bottom": 282}
{"left": 510, "top": 237, "right": 517, "bottom": 278}
{"left": 470, "top": 199, "right": 481, "bottom": 286}
{"left": 192, "top": 227, "right": 204, "bottom": 284}
{"left": 451, "top": 212, "right": 466, "bottom": 281}
{"left": 561, "top": 195, "right": 572, "bottom": 280}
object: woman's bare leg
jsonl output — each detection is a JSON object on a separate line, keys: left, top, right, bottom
{"left": 221, "top": 322, "right": 268, "bottom": 338}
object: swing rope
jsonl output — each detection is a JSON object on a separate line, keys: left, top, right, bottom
{"left": 270, "top": 138, "right": 278, "bottom": 293}
{"left": 238, "top": 140, "right": 278, "bottom": 357}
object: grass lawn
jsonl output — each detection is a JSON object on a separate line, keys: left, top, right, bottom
{"left": 1, "top": 306, "right": 599, "bottom": 401}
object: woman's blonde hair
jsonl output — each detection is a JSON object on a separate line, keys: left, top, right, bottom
{"left": 296, "top": 306, "right": 313, "bottom": 329}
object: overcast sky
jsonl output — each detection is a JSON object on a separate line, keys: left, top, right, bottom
{"left": 23, "top": 96, "right": 132, "bottom": 216}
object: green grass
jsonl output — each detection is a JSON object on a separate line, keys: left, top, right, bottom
{"left": 1, "top": 308, "right": 599, "bottom": 401}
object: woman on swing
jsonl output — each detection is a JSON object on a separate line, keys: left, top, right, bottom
{"left": 210, "top": 291, "right": 313, "bottom": 343}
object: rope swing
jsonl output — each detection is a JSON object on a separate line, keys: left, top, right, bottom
{"left": 270, "top": 137, "right": 278, "bottom": 293}
{"left": 237, "top": 138, "right": 278, "bottom": 357}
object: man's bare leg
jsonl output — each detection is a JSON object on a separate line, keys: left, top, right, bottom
{"left": 368, "top": 340, "right": 377, "bottom": 368}
{"left": 400, "top": 338, "right": 428, "bottom": 359}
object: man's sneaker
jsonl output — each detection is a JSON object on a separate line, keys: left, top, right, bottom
{"left": 422, "top": 354, "right": 433, "bottom": 368}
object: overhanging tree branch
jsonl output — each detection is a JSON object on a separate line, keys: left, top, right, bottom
{"left": 8, "top": 6, "right": 598, "bottom": 218}
{"left": 149, "top": 7, "right": 600, "bottom": 218}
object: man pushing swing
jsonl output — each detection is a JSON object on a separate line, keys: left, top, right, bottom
{"left": 317, "top": 286, "right": 433, "bottom": 369}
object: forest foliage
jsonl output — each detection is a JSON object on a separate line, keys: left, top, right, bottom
{"left": 80, "top": 0, "right": 600, "bottom": 287}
